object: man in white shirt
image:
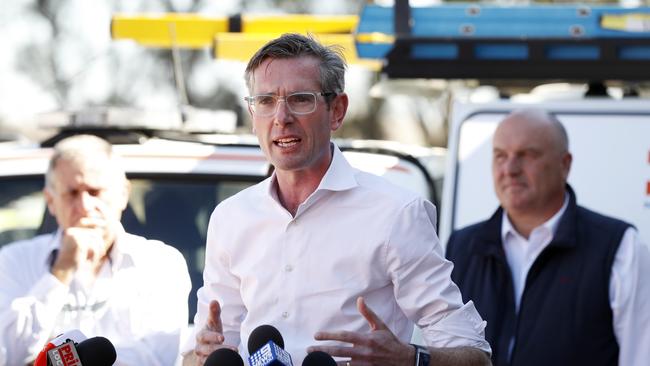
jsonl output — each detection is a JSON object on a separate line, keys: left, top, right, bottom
{"left": 184, "top": 34, "right": 491, "bottom": 366}
{"left": 446, "top": 109, "right": 650, "bottom": 366}
{"left": 0, "top": 135, "right": 191, "bottom": 365}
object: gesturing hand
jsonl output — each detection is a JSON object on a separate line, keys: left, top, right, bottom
{"left": 308, "top": 297, "right": 415, "bottom": 366}
{"left": 194, "top": 300, "right": 238, "bottom": 366}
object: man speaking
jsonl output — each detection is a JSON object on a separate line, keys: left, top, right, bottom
{"left": 183, "top": 34, "right": 491, "bottom": 366}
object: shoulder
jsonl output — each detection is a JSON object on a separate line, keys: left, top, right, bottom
{"left": 353, "top": 169, "right": 423, "bottom": 208}
{"left": 212, "top": 178, "right": 268, "bottom": 216}
{"left": 0, "top": 233, "right": 54, "bottom": 258}
{"left": 120, "top": 233, "right": 188, "bottom": 269}
{"left": 449, "top": 220, "right": 491, "bottom": 243}
{"left": 573, "top": 205, "right": 632, "bottom": 247}
{"left": 575, "top": 205, "right": 631, "bottom": 230}
{"left": 446, "top": 220, "right": 492, "bottom": 258}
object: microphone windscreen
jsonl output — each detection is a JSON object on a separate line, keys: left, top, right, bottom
{"left": 302, "top": 351, "right": 337, "bottom": 366}
{"left": 76, "top": 336, "right": 117, "bottom": 366}
{"left": 247, "top": 324, "right": 285, "bottom": 353}
{"left": 204, "top": 348, "right": 244, "bottom": 366}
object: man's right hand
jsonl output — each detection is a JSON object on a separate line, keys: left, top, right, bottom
{"left": 192, "top": 300, "right": 238, "bottom": 366}
{"left": 51, "top": 217, "right": 108, "bottom": 285}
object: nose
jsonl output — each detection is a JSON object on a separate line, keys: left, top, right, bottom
{"left": 504, "top": 156, "right": 522, "bottom": 175}
{"left": 78, "top": 190, "right": 97, "bottom": 214}
{"left": 273, "top": 99, "right": 293, "bottom": 126}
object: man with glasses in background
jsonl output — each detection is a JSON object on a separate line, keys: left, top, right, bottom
{"left": 183, "top": 33, "right": 491, "bottom": 366}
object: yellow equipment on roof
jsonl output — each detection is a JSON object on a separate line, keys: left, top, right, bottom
{"left": 110, "top": 13, "right": 380, "bottom": 69}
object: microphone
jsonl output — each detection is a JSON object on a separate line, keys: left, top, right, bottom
{"left": 74, "top": 337, "right": 117, "bottom": 366}
{"left": 301, "top": 351, "right": 336, "bottom": 366}
{"left": 34, "top": 330, "right": 87, "bottom": 366}
{"left": 247, "top": 325, "right": 285, "bottom": 352}
{"left": 247, "top": 324, "right": 293, "bottom": 366}
{"left": 46, "top": 336, "right": 117, "bottom": 366}
{"left": 204, "top": 348, "right": 244, "bottom": 366}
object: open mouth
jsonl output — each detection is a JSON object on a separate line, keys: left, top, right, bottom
{"left": 274, "top": 137, "right": 301, "bottom": 148}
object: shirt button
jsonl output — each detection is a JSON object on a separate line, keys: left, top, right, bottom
{"left": 282, "top": 311, "right": 289, "bottom": 318}
{"left": 284, "top": 265, "right": 293, "bottom": 272}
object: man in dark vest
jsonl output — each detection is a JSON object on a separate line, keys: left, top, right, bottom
{"left": 446, "top": 108, "right": 649, "bottom": 366}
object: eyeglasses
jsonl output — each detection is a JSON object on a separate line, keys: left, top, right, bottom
{"left": 245, "top": 91, "right": 336, "bottom": 117}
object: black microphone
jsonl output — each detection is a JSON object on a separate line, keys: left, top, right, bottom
{"left": 75, "top": 337, "right": 117, "bottom": 366}
{"left": 47, "top": 336, "right": 116, "bottom": 366}
{"left": 302, "top": 351, "right": 337, "bottom": 366}
{"left": 204, "top": 348, "right": 244, "bottom": 366}
{"left": 247, "top": 324, "right": 285, "bottom": 352}
{"left": 247, "top": 324, "right": 293, "bottom": 366}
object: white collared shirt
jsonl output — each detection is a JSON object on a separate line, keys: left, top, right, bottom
{"left": 189, "top": 144, "right": 491, "bottom": 363}
{"left": 0, "top": 226, "right": 191, "bottom": 366}
{"left": 501, "top": 196, "right": 650, "bottom": 366}
{"left": 501, "top": 195, "right": 569, "bottom": 312}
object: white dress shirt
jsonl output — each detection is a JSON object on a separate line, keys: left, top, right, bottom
{"left": 189, "top": 144, "right": 490, "bottom": 363}
{"left": 502, "top": 195, "right": 650, "bottom": 366}
{"left": 0, "top": 226, "right": 191, "bottom": 366}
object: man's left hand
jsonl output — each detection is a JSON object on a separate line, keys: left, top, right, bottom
{"left": 308, "top": 297, "right": 415, "bottom": 366}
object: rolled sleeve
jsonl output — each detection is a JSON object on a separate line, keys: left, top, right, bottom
{"left": 386, "top": 198, "right": 491, "bottom": 354}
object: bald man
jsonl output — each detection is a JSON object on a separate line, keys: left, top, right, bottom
{"left": 445, "top": 109, "right": 650, "bottom": 366}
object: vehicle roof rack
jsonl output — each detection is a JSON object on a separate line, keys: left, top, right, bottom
{"left": 40, "top": 127, "right": 156, "bottom": 147}
{"left": 355, "top": 1, "right": 650, "bottom": 81}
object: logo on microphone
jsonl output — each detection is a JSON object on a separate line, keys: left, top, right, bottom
{"left": 46, "top": 340, "right": 81, "bottom": 366}
{"left": 249, "top": 341, "right": 292, "bottom": 366}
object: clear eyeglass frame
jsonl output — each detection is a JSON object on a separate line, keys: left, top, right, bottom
{"left": 244, "top": 91, "right": 336, "bottom": 117}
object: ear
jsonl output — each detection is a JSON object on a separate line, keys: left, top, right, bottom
{"left": 43, "top": 186, "right": 56, "bottom": 216}
{"left": 561, "top": 152, "right": 572, "bottom": 180}
{"left": 329, "top": 93, "right": 348, "bottom": 132}
{"left": 118, "top": 179, "right": 131, "bottom": 212}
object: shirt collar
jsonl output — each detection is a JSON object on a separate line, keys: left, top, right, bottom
{"left": 264, "top": 142, "right": 358, "bottom": 198}
{"left": 501, "top": 192, "right": 570, "bottom": 243}
{"left": 315, "top": 143, "right": 358, "bottom": 192}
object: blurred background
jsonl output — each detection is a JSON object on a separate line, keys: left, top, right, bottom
{"left": 1, "top": 0, "right": 649, "bottom": 147}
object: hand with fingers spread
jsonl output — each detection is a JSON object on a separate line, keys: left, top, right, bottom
{"left": 192, "top": 300, "right": 239, "bottom": 366}
{"left": 308, "top": 297, "right": 415, "bottom": 366}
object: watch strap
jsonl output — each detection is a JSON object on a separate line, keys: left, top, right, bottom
{"left": 410, "top": 344, "right": 431, "bottom": 366}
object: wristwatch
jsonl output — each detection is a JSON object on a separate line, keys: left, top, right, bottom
{"left": 411, "top": 344, "right": 431, "bottom": 366}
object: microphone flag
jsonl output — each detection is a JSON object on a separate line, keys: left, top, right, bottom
{"left": 248, "top": 340, "right": 293, "bottom": 366}
{"left": 46, "top": 340, "right": 81, "bottom": 366}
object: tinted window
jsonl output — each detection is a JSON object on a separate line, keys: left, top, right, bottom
{"left": 0, "top": 177, "right": 46, "bottom": 245}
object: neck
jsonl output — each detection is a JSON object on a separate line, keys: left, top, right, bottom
{"left": 275, "top": 170, "right": 321, "bottom": 216}
{"left": 274, "top": 148, "right": 333, "bottom": 216}
{"left": 507, "top": 196, "right": 565, "bottom": 239}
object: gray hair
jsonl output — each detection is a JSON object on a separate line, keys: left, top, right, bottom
{"left": 244, "top": 33, "right": 347, "bottom": 105}
{"left": 45, "top": 134, "right": 126, "bottom": 189}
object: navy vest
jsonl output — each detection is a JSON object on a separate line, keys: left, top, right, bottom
{"left": 446, "top": 187, "right": 630, "bottom": 366}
